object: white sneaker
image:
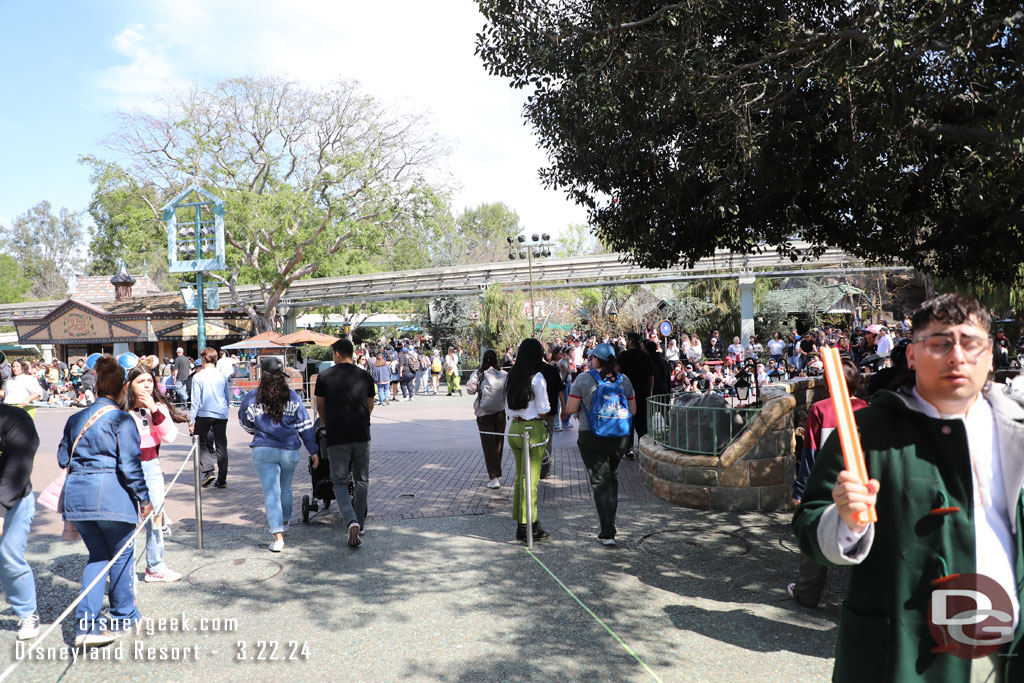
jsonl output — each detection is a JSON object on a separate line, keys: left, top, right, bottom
{"left": 269, "top": 539, "right": 284, "bottom": 552}
{"left": 486, "top": 478, "right": 501, "bottom": 489}
{"left": 348, "top": 522, "right": 361, "bottom": 547}
{"left": 144, "top": 567, "right": 182, "bottom": 583}
{"left": 599, "top": 537, "right": 616, "bottom": 546}
{"left": 75, "top": 632, "right": 115, "bottom": 648}
{"left": 16, "top": 613, "right": 39, "bottom": 641}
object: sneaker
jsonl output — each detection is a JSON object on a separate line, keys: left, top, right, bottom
{"left": 348, "top": 522, "right": 361, "bottom": 547}
{"left": 270, "top": 539, "right": 284, "bottom": 552}
{"left": 16, "top": 613, "right": 39, "bottom": 641}
{"left": 144, "top": 567, "right": 182, "bottom": 583}
{"left": 554, "top": 423, "right": 563, "bottom": 432}
{"left": 531, "top": 522, "right": 551, "bottom": 541}
{"left": 787, "top": 582, "right": 796, "bottom": 599}
{"left": 75, "top": 632, "right": 115, "bottom": 649}
{"left": 623, "top": 451, "right": 636, "bottom": 461}
{"left": 486, "top": 478, "right": 501, "bottom": 489}
{"left": 201, "top": 473, "right": 215, "bottom": 487}
{"left": 599, "top": 536, "right": 617, "bottom": 547}
{"left": 213, "top": 481, "right": 227, "bottom": 489}
{"left": 515, "top": 523, "right": 527, "bottom": 541}
{"left": 358, "top": 529, "right": 365, "bottom": 536}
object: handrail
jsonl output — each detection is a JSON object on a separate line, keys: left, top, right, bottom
{"left": 646, "top": 393, "right": 760, "bottom": 456}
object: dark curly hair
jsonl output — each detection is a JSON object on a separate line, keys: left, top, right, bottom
{"left": 257, "top": 371, "right": 290, "bottom": 423}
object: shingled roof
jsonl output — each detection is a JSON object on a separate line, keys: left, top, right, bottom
{"left": 71, "top": 274, "right": 162, "bottom": 301}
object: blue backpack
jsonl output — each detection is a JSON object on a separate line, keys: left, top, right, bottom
{"left": 586, "top": 370, "right": 632, "bottom": 438}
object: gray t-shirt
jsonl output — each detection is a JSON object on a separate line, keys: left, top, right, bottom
{"left": 569, "top": 370, "right": 635, "bottom": 432}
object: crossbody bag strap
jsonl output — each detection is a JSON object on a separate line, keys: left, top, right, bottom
{"left": 70, "top": 405, "right": 117, "bottom": 461}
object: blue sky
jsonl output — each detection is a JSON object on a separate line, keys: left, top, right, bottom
{"left": 0, "top": 1, "right": 586, "bottom": 245}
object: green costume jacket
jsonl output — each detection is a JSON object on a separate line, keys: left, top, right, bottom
{"left": 792, "top": 384, "right": 1024, "bottom": 682}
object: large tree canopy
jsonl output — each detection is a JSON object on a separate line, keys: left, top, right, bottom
{"left": 0, "top": 201, "right": 87, "bottom": 300}
{"left": 476, "top": 1, "right": 1024, "bottom": 284}
{"left": 90, "top": 75, "right": 448, "bottom": 331}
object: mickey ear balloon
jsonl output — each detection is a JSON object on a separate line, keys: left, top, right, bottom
{"left": 0, "top": 351, "right": 5, "bottom": 365}
{"left": 85, "top": 353, "right": 102, "bottom": 370}
{"left": 116, "top": 352, "right": 140, "bottom": 370}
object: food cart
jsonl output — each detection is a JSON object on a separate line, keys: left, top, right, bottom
{"left": 220, "top": 338, "right": 304, "bottom": 403}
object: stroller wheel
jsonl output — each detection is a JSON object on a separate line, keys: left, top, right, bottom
{"left": 302, "top": 495, "right": 310, "bottom": 524}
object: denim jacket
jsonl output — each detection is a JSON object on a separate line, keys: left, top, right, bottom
{"left": 57, "top": 397, "right": 150, "bottom": 524}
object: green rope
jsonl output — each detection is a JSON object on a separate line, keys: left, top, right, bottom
{"left": 525, "top": 548, "right": 664, "bottom": 683}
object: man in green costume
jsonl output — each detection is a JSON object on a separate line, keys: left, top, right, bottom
{"left": 794, "top": 293, "right": 1024, "bottom": 682}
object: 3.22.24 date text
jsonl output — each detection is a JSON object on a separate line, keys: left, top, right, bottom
{"left": 235, "top": 641, "right": 310, "bottom": 661}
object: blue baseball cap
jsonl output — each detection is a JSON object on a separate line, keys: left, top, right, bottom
{"left": 588, "top": 343, "right": 616, "bottom": 361}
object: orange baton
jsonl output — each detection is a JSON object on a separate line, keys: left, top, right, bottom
{"left": 821, "top": 347, "right": 877, "bottom": 524}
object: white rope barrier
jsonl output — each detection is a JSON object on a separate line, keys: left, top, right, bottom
{"left": 0, "top": 441, "right": 199, "bottom": 682}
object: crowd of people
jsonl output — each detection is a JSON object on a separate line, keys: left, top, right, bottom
{"left": 1, "top": 293, "right": 1023, "bottom": 677}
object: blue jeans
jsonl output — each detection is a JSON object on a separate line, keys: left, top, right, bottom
{"left": 377, "top": 383, "right": 389, "bottom": 404}
{"left": 252, "top": 447, "right": 300, "bottom": 534}
{"left": 326, "top": 442, "right": 369, "bottom": 529}
{"left": 141, "top": 458, "right": 167, "bottom": 571}
{"left": 74, "top": 520, "right": 140, "bottom": 636}
{"left": 0, "top": 492, "right": 36, "bottom": 618}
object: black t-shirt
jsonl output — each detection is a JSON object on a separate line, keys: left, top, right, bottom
{"left": 799, "top": 338, "right": 816, "bottom": 354}
{"left": 173, "top": 355, "right": 192, "bottom": 382}
{"left": 618, "top": 347, "right": 654, "bottom": 395}
{"left": 537, "top": 362, "right": 564, "bottom": 414}
{"left": 648, "top": 351, "right": 671, "bottom": 395}
{"left": 314, "top": 362, "right": 375, "bottom": 445}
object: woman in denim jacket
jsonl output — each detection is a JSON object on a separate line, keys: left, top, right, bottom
{"left": 58, "top": 355, "right": 152, "bottom": 649}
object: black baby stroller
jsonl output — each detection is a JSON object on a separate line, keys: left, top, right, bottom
{"left": 302, "top": 418, "right": 354, "bottom": 523}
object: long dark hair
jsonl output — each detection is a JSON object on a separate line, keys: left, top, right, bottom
{"left": 479, "top": 349, "right": 499, "bottom": 375}
{"left": 257, "top": 371, "right": 290, "bottom": 423}
{"left": 121, "top": 366, "right": 189, "bottom": 422}
{"left": 505, "top": 338, "right": 543, "bottom": 410}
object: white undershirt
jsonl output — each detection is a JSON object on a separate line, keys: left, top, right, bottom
{"left": 839, "top": 389, "right": 1018, "bottom": 628}
{"left": 913, "top": 388, "right": 1018, "bottom": 629}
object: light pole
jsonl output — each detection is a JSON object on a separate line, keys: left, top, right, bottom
{"left": 164, "top": 184, "right": 225, "bottom": 353}
{"left": 508, "top": 232, "right": 555, "bottom": 335}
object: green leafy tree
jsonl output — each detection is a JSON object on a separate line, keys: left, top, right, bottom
{"left": 1, "top": 201, "right": 87, "bottom": 300}
{"left": 424, "top": 296, "right": 476, "bottom": 352}
{"left": 554, "top": 222, "right": 602, "bottom": 257}
{"left": 451, "top": 202, "right": 523, "bottom": 264}
{"left": 0, "top": 255, "right": 31, "bottom": 304}
{"left": 476, "top": 2, "right": 1024, "bottom": 285}
{"left": 91, "top": 75, "right": 448, "bottom": 331}
{"left": 85, "top": 160, "right": 173, "bottom": 286}
{"left": 478, "top": 284, "right": 530, "bottom": 353}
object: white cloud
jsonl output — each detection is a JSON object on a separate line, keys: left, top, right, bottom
{"left": 95, "top": 22, "right": 189, "bottom": 111}
{"left": 94, "top": 1, "right": 588, "bottom": 236}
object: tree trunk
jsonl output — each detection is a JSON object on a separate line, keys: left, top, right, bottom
{"left": 922, "top": 271, "right": 936, "bottom": 300}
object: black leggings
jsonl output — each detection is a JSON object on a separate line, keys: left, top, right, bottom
{"left": 400, "top": 374, "right": 415, "bottom": 398}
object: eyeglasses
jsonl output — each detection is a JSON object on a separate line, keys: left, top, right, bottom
{"left": 912, "top": 333, "right": 991, "bottom": 361}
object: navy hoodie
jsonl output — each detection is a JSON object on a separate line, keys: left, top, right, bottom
{"left": 238, "top": 388, "right": 318, "bottom": 454}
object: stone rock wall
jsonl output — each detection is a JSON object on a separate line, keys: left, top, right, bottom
{"left": 638, "top": 378, "right": 831, "bottom": 511}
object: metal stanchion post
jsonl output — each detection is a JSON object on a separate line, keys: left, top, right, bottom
{"left": 524, "top": 427, "right": 533, "bottom": 549}
{"left": 192, "top": 435, "right": 203, "bottom": 549}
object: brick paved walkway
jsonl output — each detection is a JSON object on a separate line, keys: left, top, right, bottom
{"left": 28, "top": 397, "right": 651, "bottom": 536}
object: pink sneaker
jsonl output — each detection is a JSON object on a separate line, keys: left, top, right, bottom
{"left": 144, "top": 567, "right": 182, "bottom": 583}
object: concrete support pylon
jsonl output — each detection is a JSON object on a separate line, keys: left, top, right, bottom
{"left": 739, "top": 272, "right": 755, "bottom": 342}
